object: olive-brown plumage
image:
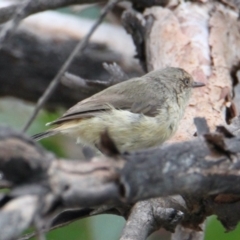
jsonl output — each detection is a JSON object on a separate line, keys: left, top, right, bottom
{"left": 33, "top": 67, "right": 204, "bottom": 152}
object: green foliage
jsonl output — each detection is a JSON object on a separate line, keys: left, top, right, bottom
{"left": 24, "top": 219, "right": 92, "bottom": 240}
{"left": 45, "top": 219, "right": 92, "bottom": 240}
{"left": 58, "top": 6, "right": 101, "bottom": 20}
{"left": 205, "top": 216, "right": 240, "bottom": 240}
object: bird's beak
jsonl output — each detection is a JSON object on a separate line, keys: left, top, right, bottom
{"left": 192, "top": 81, "right": 205, "bottom": 88}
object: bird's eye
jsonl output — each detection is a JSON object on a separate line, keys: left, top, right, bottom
{"left": 184, "top": 78, "right": 190, "bottom": 85}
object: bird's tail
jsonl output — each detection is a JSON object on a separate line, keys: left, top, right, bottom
{"left": 32, "top": 130, "right": 57, "bottom": 141}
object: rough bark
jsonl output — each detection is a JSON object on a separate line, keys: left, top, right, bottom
{"left": 1, "top": 119, "right": 240, "bottom": 239}
{"left": 145, "top": 2, "right": 240, "bottom": 142}
{"left": 143, "top": 1, "right": 240, "bottom": 238}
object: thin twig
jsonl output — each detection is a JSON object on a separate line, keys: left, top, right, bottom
{"left": 103, "top": 62, "right": 129, "bottom": 82}
{"left": 0, "top": 0, "right": 32, "bottom": 50}
{"left": 22, "top": 0, "right": 120, "bottom": 132}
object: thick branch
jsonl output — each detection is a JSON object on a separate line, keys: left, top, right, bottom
{"left": 120, "top": 197, "right": 184, "bottom": 240}
{"left": 1, "top": 120, "right": 240, "bottom": 240}
{"left": 119, "top": 136, "right": 240, "bottom": 209}
{"left": 0, "top": 196, "right": 38, "bottom": 240}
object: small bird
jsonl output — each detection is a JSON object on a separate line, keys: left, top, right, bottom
{"left": 33, "top": 67, "right": 205, "bottom": 152}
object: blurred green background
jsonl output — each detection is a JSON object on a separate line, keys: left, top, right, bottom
{"left": 1, "top": 4, "right": 240, "bottom": 240}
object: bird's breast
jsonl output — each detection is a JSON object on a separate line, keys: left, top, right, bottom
{"left": 60, "top": 106, "right": 184, "bottom": 152}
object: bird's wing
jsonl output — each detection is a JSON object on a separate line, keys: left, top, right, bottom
{"left": 48, "top": 77, "right": 164, "bottom": 126}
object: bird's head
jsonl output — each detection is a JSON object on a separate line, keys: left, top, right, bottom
{"left": 147, "top": 67, "right": 205, "bottom": 101}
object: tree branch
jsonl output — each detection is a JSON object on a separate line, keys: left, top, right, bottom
{"left": 120, "top": 197, "right": 184, "bottom": 240}
{"left": 0, "top": 196, "right": 38, "bottom": 240}
{"left": 120, "top": 136, "right": 238, "bottom": 201}
{"left": 1, "top": 118, "right": 240, "bottom": 239}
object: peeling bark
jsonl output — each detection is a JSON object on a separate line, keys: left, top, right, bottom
{"left": 145, "top": 2, "right": 240, "bottom": 143}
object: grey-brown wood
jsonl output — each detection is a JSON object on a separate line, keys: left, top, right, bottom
{"left": 1, "top": 119, "right": 240, "bottom": 239}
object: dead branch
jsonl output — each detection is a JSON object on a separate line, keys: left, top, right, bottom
{"left": 1, "top": 118, "right": 240, "bottom": 239}
{"left": 120, "top": 197, "right": 185, "bottom": 240}
{"left": 122, "top": 10, "right": 148, "bottom": 72}
{"left": 61, "top": 62, "right": 129, "bottom": 90}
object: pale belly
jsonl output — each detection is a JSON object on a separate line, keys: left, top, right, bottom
{"left": 58, "top": 108, "right": 182, "bottom": 152}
